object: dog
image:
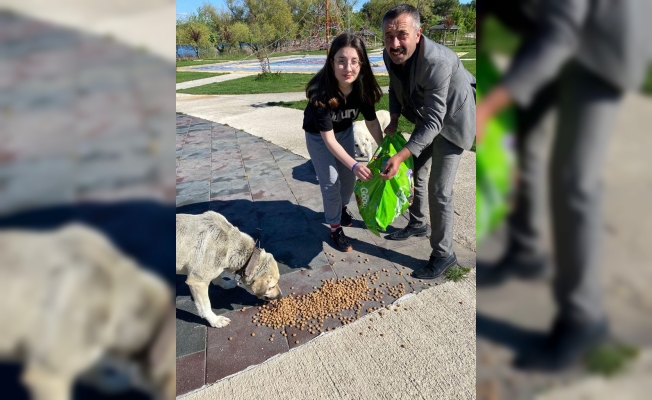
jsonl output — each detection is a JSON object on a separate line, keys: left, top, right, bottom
{"left": 0, "top": 223, "right": 175, "bottom": 400}
{"left": 353, "top": 110, "right": 391, "bottom": 161}
{"left": 176, "top": 211, "right": 282, "bottom": 328}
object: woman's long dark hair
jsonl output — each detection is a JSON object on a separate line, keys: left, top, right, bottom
{"left": 306, "top": 33, "right": 383, "bottom": 109}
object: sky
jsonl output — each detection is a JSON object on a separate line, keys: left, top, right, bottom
{"left": 176, "top": 0, "right": 472, "bottom": 20}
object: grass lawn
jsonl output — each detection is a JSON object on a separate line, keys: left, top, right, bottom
{"left": 178, "top": 73, "right": 391, "bottom": 95}
{"left": 176, "top": 71, "right": 227, "bottom": 83}
{"left": 460, "top": 48, "right": 476, "bottom": 59}
{"left": 177, "top": 59, "right": 231, "bottom": 68}
{"left": 462, "top": 60, "right": 476, "bottom": 76}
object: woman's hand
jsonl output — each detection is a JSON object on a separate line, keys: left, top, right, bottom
{"left": 353, "top": 163, "right": 373, "bottom": 181}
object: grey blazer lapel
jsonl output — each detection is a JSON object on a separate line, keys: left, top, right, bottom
{"left": 408, "top": 39, "right": 421, "bottom": 98}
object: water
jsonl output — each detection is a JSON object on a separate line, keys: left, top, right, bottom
{"left": 186, "top": 54, "right": 388, "bottom": 73}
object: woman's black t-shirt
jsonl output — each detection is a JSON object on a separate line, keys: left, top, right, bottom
{"left": 302, "top": 91, "right": 376, "bottom": 134}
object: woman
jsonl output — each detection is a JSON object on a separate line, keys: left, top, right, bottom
{"left": 302, "top": 33, "right": 384, "bottom": 252}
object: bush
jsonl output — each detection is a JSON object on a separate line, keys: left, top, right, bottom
{"left": 255, "top": 71, "right": 282, "bottom": 81}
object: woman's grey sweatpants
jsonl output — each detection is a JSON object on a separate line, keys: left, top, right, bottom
{"left": 305, "top": 126, "right": 356, "bottom": 226}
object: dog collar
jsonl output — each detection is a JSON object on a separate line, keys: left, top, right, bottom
{"left": 236, "top": 246, "right": 261, "bottom": 279}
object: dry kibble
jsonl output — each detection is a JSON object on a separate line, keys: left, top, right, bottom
{"left": 401, "top": 344, "right": 407, "bottom": 348}
{"left": 295, "top": 340, "right": 300, "bottom": 344}
{"left": 270, "top": 338, "right": 274, "bottom": 341}
{"left": 292, "top": 333, "right": 296, "bottom": 337}
{"left": 251, "top": 333, "right": 255, "bottom": 336}
{"left": 250, "top": 275, "right": 412, "bottom": 341}
{"left": 228, "top": 337, "right": 233, "bottom": 340}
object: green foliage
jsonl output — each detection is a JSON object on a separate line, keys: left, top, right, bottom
{"left": 585, "top": 344, "right": 639, "bottom": 376}
{"left": 431, "top": 0, "right": 460, "bottom": 17}
{"left": 178, "top": 22, "right": 213, "bottom": 58}
{"left": 255, "top": 71, "right": 283, "bottom": 81}
{"left": 643, "top": 64, "right": 652, "bottom": 95}
{"left": 444, "top": 266, "right": 471, "bottom": 282}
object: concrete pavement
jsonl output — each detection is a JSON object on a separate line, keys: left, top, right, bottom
{"left": 180, "top": 270, "right": 477, "bottom": 400}
{"left": 176, "top": 73, "right": 258, "bottom": 90}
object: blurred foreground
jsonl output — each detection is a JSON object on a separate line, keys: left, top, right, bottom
{"left": 0, "top": 1, "right": 175, "bottom": 399}
{"left": 476, "top": 1, "right": 652, "bottom": 398}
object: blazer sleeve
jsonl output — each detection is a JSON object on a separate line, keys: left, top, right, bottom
{"left": 501, "top": 0, "right": 591, "bottom": 107}
{"left": 404, "top": 57, "right": 452, "bottom": 158}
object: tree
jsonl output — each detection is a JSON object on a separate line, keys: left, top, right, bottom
{"left": 431, "top": 0, "right": 459, "bottom": 17}
{"left": 360, "top": 0, "right": 424, "bottom": 30}
{"left": 178, "top": 22, "right": 212, "bottom": 58}
{"left": 229, "top": 0, "right": 296, "bottom": 72}
{"left": 229, "top": 21, "right": 251, "bottom": 48}
{"left": 442, "top": 16, "right": 454, "bottom": 45}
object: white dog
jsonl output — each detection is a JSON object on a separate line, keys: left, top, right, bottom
{"left": 0, "top": 223, "right": 175, "bottom": 400}
{"left": 176, "top": 211, "right": 282, "bottom": 328}
{"left": 353, "top": 110, "right": 391, "bottom": 161}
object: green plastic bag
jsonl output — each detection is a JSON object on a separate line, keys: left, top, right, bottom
{"left": 354, "top": 134, "right": 414, "bottom": 236}
{"left": 476, "top": 52, "right": 516, "bottom": 245}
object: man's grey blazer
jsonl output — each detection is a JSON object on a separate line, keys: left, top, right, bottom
{"left": 384, "top": 35, "right": 476, "bottom": 156}
{"left": 502, "top": 0, "right": 652, "bottom": 108}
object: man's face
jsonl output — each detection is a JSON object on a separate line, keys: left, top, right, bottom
{"left": 383, "top": 13, "right": 422, "bottom": 65}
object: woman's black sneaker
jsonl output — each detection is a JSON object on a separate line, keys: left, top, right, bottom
{"left": 340, "top": 207, "right": 353, "bottom": 227}
{"left": 330, "top": 227, "right": 352, "bottom": 252}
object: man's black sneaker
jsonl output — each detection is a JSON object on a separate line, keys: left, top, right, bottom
{"left": 411, "top": 253, "right": 457, "bottom": 279}
{"left": 386, "top": 224, "right": 430, "bottom": 240}
{"left": 514, "top": 317, "right": 609, "bottom": 372}
{"left": 330, "top": 227, "right": 352, "bottom": 252}
{"left": 340, "top": 207, "right": 353, "bottom": 227}
{"left": 477, "top": 251, "right": 549, "bottom": 287}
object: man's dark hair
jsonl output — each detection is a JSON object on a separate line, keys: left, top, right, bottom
{"left": 382, "top": 4, "right": 421, "bottom": 31}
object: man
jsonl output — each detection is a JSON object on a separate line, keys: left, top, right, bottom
{"left": 476, "top": 0, "right": 652, "bottom": 370}
{"left": 380, "top": 5, "right": 476, "bottom": 280}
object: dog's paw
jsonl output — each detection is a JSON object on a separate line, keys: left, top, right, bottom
{"left": 209, "top": 315, "right": 231, "bottom": 328}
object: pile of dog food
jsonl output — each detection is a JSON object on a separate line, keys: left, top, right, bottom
{"left": 252, "top": 269, "right": 408, "bottom": 336}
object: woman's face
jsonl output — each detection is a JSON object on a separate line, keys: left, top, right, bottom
{"left": 331, "top": 46, "right": 361, "bottom": 89}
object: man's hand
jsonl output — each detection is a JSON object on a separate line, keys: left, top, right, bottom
{"left": 380, "top": 147, "right": 412, "bottom": 180}
{"left": 476, "top": 103, "right": 490, "bottom": 143}
{"left": 383, "top": 113, "right": 400, "bottom": 137}
{"left": 476, "top": 85, "right": 513, "bottom": 144}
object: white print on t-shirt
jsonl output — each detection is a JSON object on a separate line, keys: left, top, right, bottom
{"left": 331, "top": 108, "right": 359, "bottom": 122}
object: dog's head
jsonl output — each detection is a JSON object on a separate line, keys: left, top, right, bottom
{"left": 245, "top": 250, "right": 282, "bottom": 301}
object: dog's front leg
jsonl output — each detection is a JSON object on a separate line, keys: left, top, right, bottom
{"left": 187, "top": 281, "right": 230, "bottom": 328}
{"left": 22, "top": 365, "right": 73, "bottom": 400}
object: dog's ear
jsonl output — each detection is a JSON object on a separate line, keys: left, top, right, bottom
{"left": 244, "top": 248, "right": 261, "bottom": 277}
